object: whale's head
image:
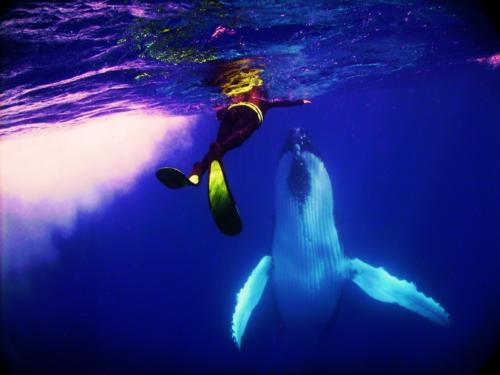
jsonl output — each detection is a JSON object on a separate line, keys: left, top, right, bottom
{"left": 280, "top": 128, "right": 316, "bottom": 205}
{"left": 276, "top": 128, "right": 333, "bottom": 217}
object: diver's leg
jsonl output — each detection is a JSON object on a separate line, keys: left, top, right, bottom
{"left": 217, "top": 123, "right": 259, "bottom": 152}
{"left": 156, "top": 144, "right": 220, "bottom": 188}
{"left": 188, "top": 142, "right": 223, "bottom": 184}
{"left": 188, "top": 118, "right": 258, "bottom": 185}
{"left": 184, "top": 119, "right": 252, "bottom": 185}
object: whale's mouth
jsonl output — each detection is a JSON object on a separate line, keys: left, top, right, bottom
{"left": 281, "top": 128, "right": 315, "bottom": 204}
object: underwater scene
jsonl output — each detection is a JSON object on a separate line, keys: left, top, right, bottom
{"left": 1, "top": 1, "right": 499, "bottom": 374}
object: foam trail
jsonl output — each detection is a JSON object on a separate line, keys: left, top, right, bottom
{"left": 0, "top": 111, "right": 196, "bottom": 275}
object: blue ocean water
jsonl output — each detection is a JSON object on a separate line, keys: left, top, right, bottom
{"left": 1, "top": 1, "right": 499, "bottom": 374}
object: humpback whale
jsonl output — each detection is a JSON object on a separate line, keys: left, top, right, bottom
{"left": 231, "top": 128, "right": 449, "bottom": 349}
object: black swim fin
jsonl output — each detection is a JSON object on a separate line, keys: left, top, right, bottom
{"left": 156, "top": 167, "right": 197, "bottom": 189}
{"left": 208, "top": 160, "right": 242, "bottom": 236}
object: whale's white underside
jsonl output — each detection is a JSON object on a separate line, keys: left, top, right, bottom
{"left": 272, "top": 152, "right": 347, "bottom": 335}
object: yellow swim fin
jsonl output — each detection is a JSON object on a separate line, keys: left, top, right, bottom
{"left": 208, "top": 160, "right": 242, "bottom": 236}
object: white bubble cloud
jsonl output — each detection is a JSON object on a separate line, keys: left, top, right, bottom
{"left": 0, "top": 111, "right": 196, "bottom": 275}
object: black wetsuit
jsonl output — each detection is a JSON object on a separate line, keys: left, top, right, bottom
{"left": 191, "top": 98, "right": 305, "bottom": 178}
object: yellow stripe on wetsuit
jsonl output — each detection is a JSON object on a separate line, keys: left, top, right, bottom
{"left": 228, "top": 102, "right": 263, "bottom": 125}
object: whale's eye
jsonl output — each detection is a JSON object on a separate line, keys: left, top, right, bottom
{"left": 287, "top": 156, "right": 310, "bottom": 205}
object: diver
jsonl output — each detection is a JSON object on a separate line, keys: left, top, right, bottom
{"left": 188, "top": 88, "right": 311, "bottom": 185}
{"left": 156, "top": 64, "right": 311, "bottom": 236}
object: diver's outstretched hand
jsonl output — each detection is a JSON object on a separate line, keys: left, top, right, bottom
{"left": 302, "top": 99, "right": 312, "bottom": 104}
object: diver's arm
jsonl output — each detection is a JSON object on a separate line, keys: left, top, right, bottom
{"left": 261, "top": 98, "right": 311, "bottom": 110}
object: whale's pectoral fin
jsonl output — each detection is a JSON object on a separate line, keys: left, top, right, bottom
{"left": 348, "top": 258, "right": 450, "bottom": 326}
{"left": 231, "top": 256, "right": 272, "bottom": 350}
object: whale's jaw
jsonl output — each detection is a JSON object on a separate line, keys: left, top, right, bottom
{"left": 272, "top": 128, "right": 346, "bottom": 336}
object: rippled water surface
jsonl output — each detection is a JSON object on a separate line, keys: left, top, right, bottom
{"left": 1, "top": 1, "right": 498, "bottom": 133}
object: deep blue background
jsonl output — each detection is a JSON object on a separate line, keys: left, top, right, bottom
{"left": 3, "top": 61, "right": 499, "bottom": 374}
